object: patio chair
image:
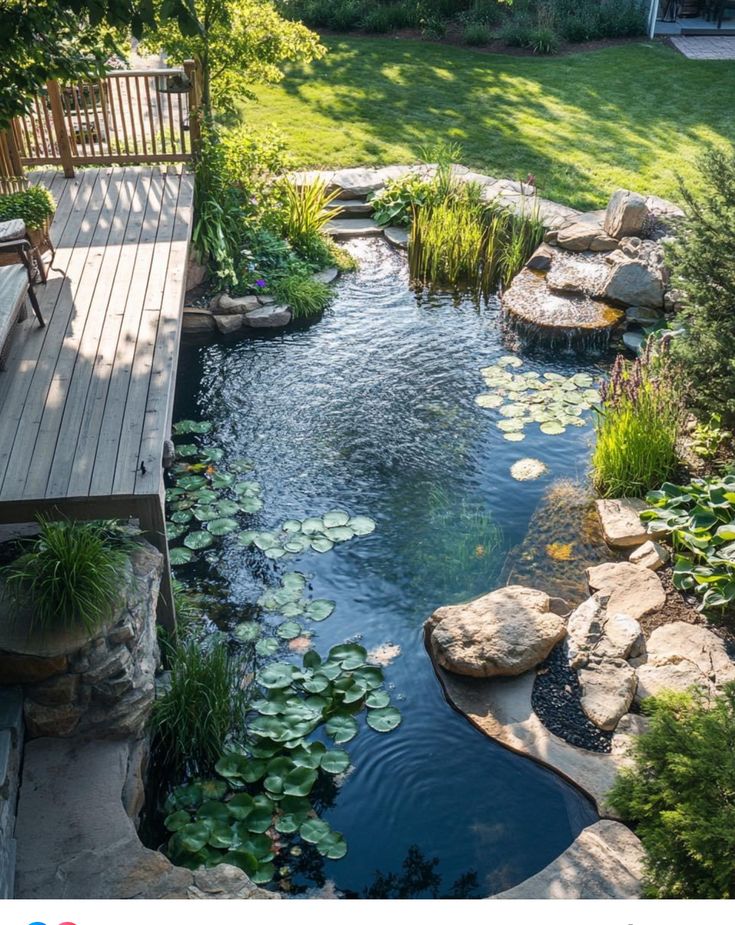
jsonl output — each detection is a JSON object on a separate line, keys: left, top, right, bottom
{"left": 0, "top": 238, "right": 45, "bottom": 370}
{"left": 0, "top": 218, "right": 52, "bottom": 284}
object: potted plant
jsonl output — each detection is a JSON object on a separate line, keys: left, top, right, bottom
{"left": 0, "top": 185, "right": 56, "bottom": 254}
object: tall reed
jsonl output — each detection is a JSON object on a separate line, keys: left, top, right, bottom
{"left": 592, "top": 339, "right": 682, "bottom": 497}
{"left": 276, "top": 177, "right": 341, "bottom": 250}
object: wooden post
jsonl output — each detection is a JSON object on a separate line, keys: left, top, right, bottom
{"left": 6, "top": 121, "right": 24, "bottom": 177}
{"left": 183, "top": 59, "right": 202, "bottom": 159}
{"left": 47, "top": 79, "right": 75, "bottom": 178}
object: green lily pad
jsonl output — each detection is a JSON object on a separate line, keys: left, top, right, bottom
{"left": 169, "top": 547, "right": 194, "bottom": 565}
{"left": 325, "top": 713, "right": 359, "bottom": 745}
{"left": 539, "top": 421, "right": 566, "bottom": 435}
{"left": 222, "top": 849, "right": 259, "bottom": 877}
{"left": 349, "top": 515, "right": 376, "bottom": 536}
{"left": 173, "top": 420, "right": 213, "bottom": 435}
{"left": 239, "top": 496, "right": 263, "bottom": 514}
{"left": 251, "top": 862, "right": 275, "bottom": 884}
{"left": 282, "top": 766, "right": 318, "bottom": 797}
{"left": 282, "top": 519, "right": 302, "bottom": 533}
{"left": 475, "top": 393, "right": 504, "bottom": 409}
{"left": 257, "top": 663, "right": 297, "bottom": 689}
{"left": 215, "top": 500, "right": 240, "bottom": 517}
{"left": 230, "top": 459, "right": 254, "bottom": 473}
{"left": 311, "top": 537, "right": 334, "bottom": 553}
{"left": 171, "top": 509, "right": 194, "bottom": 524}
{"left": 276, "top": 620, "right": 303, "bottom": 640}
{"left": 211, "top": 472, "right": 235, "bottom": 489}
{"left": 235, "top": 622, "right": 261, "bottom": 643}
{"left": 323, "top": 510, "right": 350, "bottom": 528}
{"left": 316, "top": 830, "right": 348, "bottom": 860}
{"left": 184, "top": 530, "right": 213, "bottom": 550}
{"left": 177, "top": 475, "right": 208, "bottom": 490}
{"left": 320, "top": 749, "right": 350, "bottom": 774}
{"left": 208, "top": 518, "right": 239, "bottom": 536}
{"left": 255, "top": 637, "right": 280, "bottom": 657}
{"left": 253, "top": 532, "right": 279, "bottom": 551}
{"left": 283, "top": 572, "right": 307, "bottom": 592}
{"left": 301, "top": 517, "right": 325, "bottom": 535}
{"left": 365, "top": 690, "right": 391, "bottom": 709}
{"left": 264, "top": 546, "right": 286, "bottom": 559}
{"left": 164, "top": 809, "right": 191, "bottom": 831}
{"left": 192, "top": 505, "right": 219, "bottom": 522}
{"left": 227, "top": 793, "right": 255, "bottom": 820}
{"left": 175, "top": 443, "right": 199, "bottom": 457}
{"left": 284, "top": 537, "right": 310, "bottom": 553}
{"left": 325, "top": 525, "right": 355, "bottom": 543}
{"left": 299, "top": 818, "right": 331, "bottom": 845}
{"left": 366, "top": 706, "right": 402, "bottom": 733}
{"left": 497, "top": 419, "right": 525, "bottom": 433}
{"left": 498, "top": 355, "right": 523, "bottom": 368}
{"left": 305, "top": 599, "right": 335, "bottom": 622}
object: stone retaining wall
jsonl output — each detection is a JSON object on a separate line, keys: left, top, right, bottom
{"left": 0, "top": 687, "right": 23, "bottom": 898}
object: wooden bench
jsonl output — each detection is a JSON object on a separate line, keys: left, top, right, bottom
{"left": 0, "top": 262, "right": 44, "bottom": 370}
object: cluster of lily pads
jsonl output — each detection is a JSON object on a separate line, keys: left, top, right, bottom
{"left": 475, "top": 356, "right": 600, "bottom": 441}
{"left": 239, "top": 510, "right": 376, "bottom": 560}
{"left": 164, "top": 643, "right": 401, "bottom": 885}
{"left": 166, "top": 421, "right": 263, "bottom": 566}
{"left": 234, "top": 571, "right": 335, "bottom": 655}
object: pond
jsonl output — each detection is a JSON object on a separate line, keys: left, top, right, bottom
{"left": 170, "top": 238, "right": 606, "bottom": 898}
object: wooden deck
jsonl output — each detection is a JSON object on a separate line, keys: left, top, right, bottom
{"left": 0, "top": 166, "right": 194, "bottom": 624}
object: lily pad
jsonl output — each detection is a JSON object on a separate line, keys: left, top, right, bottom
{"left": 365, "top": 690, "right": 390, "bottom": 709}
{"left": 539, "top": 421, "right": 566, "bottom": 435}
{"left": 325, "top": 525, "right": 355, "bottom": 543}
{"left": 325, "top": 713, "right": 359, "bottom": 745}
{"left": 173, "top": 420, "right": 213, "bottom": 435}
{"left": 235, "top": 622, "right": 261, "bottom": 643}
{"left": 305, "top": 599, "right": 335, "bottom": 622}
{"left": 475, "top": 393, "right": 504, "bottom": 409}
{"left": 323, "top": 510, "right": 350, "bottom": 528}
{"left": 239, "top": 496, "right": 263, "bottom": 514}
{"left": 320, "top": 749, "right": 350, "bottom": 774}
{"left": 169, "top": 547, "right": 194, "bottom": 566}
{"left": 301, "top": 517, "right": 325, "bottom": 535}
{"left": 498, "top": 355, "right": 523, "bottom": 368}
{"left": 264, "top": 546, "right": 286, "bottom": 559}
{"left": 311, "top": 537, "right": 334, "bottom": 553}
{"left": 366, "top": 706, "right": 402, "bottom": 733}
{"left": 215, "top": 500, "right": 241, "bottom": 517}
{"left": 184, "top": 530, "right": 213, "bottom": 550}
{"left": 349, "top": 515, "right": 376, "bottom": 536}
{"left": 276, "top": 620, "right": 303, "bottom": 640}
{"left": 171, "top": 509, "right": 194, "bottom": 524}
{"left": 317, "top": 831, "right": 348, "bottom": 860}
{"left": 208, "top": 518, "right": 239, "bottom": 536}
{"left": 192, "top": 505, "right": 219, "bottom": 522}
{"left": 299, "top": 818, "right": 331, "bottom": 845}
{"left": 503, "top": 432, "right": 526, "bottom": 442}
{"left": 282, "top": 519, "right": 302, "bottom": 533}
{"left": 255, "top": 637, "right": 280, "bottom": 657}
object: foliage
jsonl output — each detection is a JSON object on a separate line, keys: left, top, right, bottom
{"left": 591, "top": 340, "right": 682, "bottom": 498}
{"left": 271, "top": 273, "right": 333, "bottom": 319}
{"left": 666, "top": 147, "right": 735, "bottom": 422}
{"left": 152, "top": 634, "right": 251, "bottom": 777}
{"left": 608, "top": 685, "right": 735, "bottom": 898}
{"left": 642, "top": 474, "right": 735, "bottom": 613}
{"left": 220, "top": 126, "right": 290, "bottom": 206}
{"left": 691, "top": 414, "right": 731, "bottom": 462}
{"left": 462, "top": 22, "right": 494, "bottom": 46}
{"left": 162, "top": 642, "right": 401, "bottom": 883}
{"left": 242, "top": 39, "right": 732, "bottom": 212}
{"left": 1, "top": 517, "right": 135, "bottom": 634}
{"left": 273, "top": 177, "right": 341, "bottom": 251}
{"left": 370, "top": 173, "right": 436, "bottom": 228}
{"left": 143, "top": 0, "right": 325, "bottom": 118}
{"left": 0, "top": 186, "right": 55, "bottom": 230}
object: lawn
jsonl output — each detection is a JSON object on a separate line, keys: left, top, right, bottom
{"left": 238, "top": 37, "right": 735, "bottom": 211}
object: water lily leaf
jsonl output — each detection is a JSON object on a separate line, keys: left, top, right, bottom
{"left": 257, "top": 663, "right": 297, "bottom": 689}
{"left": 175, "top": 443, "right": 199, "bottom": 457}
{"left": 191, "top": 487, "right": 219, "bottom": 503}
{"left": 238, "top": 530, "right": 259, "bottom": 546}
{"left": 329, "top": 643, "right": 368, "bottom": 665}
{"left": 227, "top": 793, "right": 255, "bottom": 820}
{"left": 283, "top": 572, "right": 308, "bottom": 591}
{"left": 200, "top": 446, "right": 225, "bottom": 463}
{"left": 276, "top": 620, "right": 302, "bottom": 640}
{"left": 223, "top": 849, "right": 258, "bottom": 877}
{"left": 311, "top": 537, "right": 334, "bottom": 553}
{"left": 352, "top": 665, "right": 384, "bottom": 689}
{"left": 211, "top": 472, "right": 235, "bottom": 489}
{"left": 499, "top": 404, "right": 527, "bottom": 418}
{"left": 208, "top": 518, "right": 239, "bottom": 536}
{"left": 323, "top": 510, "right": 350, "bottom": 528}
{"left": 207, "top": 820, "right": 235, "bottom": 849}
{"left": 172, "top": 783, "right": 203, "bottom": 809}
{"left": 302, "top": 673, "right": 330, "bottom": 694}
{"left": 247, "top": 805, "right": 275, "bottom": 833}
{"left": 282, "top": 766, "right": 318, "bottom": 797}
{"left": 174, "top": 419, "right": 213, "bottom": 435}
{"left": 305, "top": 599, "right": 335, "bottom": 622}
{"left": 316, "top": 831, "right": 348, "bottom": 860}
{"left": 177, "top": 474, "right": 208, "bottom": 490}
{"left": 192, "top": 505, "right": 219, "bottom": 522}
{"left": 539, "top": 421, "right": 566, "bottom": 435}
{"left": 366, "top": 706, "right": 402, "bottom": 732}
{"left": 184, "top": 530, "right": 213, "bottom": 550}
{"left": 178, "top": 820, "right": 212, "bottom": 852}
{"left": 171, "top": 509, "right": 194, "bottom": 524}
{"left": 230, "top": 459, "right": 254, "bottom": 473}
{"left": 289, "top": 742, "right": 326, "bottom": 769}
{"left": 475, "top": 393, "right": 504, "bottom": 409}
{"left": 215, "top": 500, "right": 240, "bottom": 517}
{"left": 239, "top": 496, "right": 263, "bottom": 514}
{"left": 325, "top": 525, "right": 355, "bottom": 543}
{"left": 497, "top": 419, "right": 524, "bottom": 433}
{"left": 281, "top": 601, "right": 305, "bottom": 618}
{"left": 201, "top": 779, "right": 228, "bottom": 800}
{"left": 198, "top": 799, "right": 231, "bottom": 822}
{"left": 169, "top": 547, "right": 194, "bottom": 565}
{"left": 301, "top": 517, "right": 325, "bottom": 535}
{"left": 251, "top": 861, "right": 275, "bottom": 884}
{"left": 349, "top": 515, "right": 376, "bottom": 536}
{"left": 299, "top": 818, "right": 331, "bottom": 845}
{"left": 275, "top": 813, "right": 301, "bottom": 834}
{"left": 164, "top": 809, "right": 191, "bottom": 831}
{"left": 235, "top": 622, "right": 261, "bottom": 643}
{"left": 284, "top": 537, "right": 310, "bottom": 553}
{"left": 365, "top": 690, "right": 390, "bottom": 709}
{"left": 498, "top": 355, "right": 523, "bottom": 368}
{"left": 320, "top": 749, "right": 350, "bottom": 774}
{"left": 255, "top": 637, "right": 280, "bottom": 657}
{"left": 264, "top": 545, "right": 286, "bottom": 559}
{"left": 281, "top": 519, "right": 301, "bottom": 534}
{"left": 503, "top": 432, "right": 525, "bottom": 442}
{"left": 325, "top": 713, "right": 359, "bottom": 745}
{"left": 303, "top": 649, "right": 321, "bottom": 670}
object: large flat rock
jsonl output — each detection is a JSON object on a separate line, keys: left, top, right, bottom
{"left": 326, "top": 217, "right": 384, "bottom": 239}
{"left": 493, "top": 820, "right": 644, "bottom": 899}
{"left": 15, "top": 737, "right": 275, "bottom": 900}
{"left": 595, "top": 497, "right": 660, "bottom": 548}
{"left": 502, "top": 268, "right": 624, "bottom": 332}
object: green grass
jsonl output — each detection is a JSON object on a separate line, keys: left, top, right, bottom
{"left": 237, "top": 37, "right": 735, "bottom": 210}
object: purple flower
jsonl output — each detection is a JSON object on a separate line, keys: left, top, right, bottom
{"left": 255, "top": 279, "right": 266, "bottom": 288}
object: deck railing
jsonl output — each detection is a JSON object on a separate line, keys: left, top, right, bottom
{"left": 0, "top": 62, "right": 202, "bottom": 179}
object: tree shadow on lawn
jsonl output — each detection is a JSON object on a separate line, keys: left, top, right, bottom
{"left": 260, "top": 38, "right": 735, "bottom": 209}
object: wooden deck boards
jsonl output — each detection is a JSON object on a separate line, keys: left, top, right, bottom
{"left": 0, "top": 166, "right": 193, "bottom": 508}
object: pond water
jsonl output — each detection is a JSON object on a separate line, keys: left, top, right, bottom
{"left": 171, "top": 238, "right": 606, "bottom": 898}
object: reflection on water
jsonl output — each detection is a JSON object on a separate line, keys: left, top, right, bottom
{"left": 173, "top": 238, "right": 601, "bottom": 897}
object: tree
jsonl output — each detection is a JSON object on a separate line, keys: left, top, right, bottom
{"left": 666, "top": 146, "right": 735, "bottom": 422}
{"left": 608, "top": 685, "right": 735, "bottom": 898}
{"left": 0, "top": 0, "right": 198, "bottom": 129}
{"left": 142, "top": 0, "right": 325, "bottom": 122}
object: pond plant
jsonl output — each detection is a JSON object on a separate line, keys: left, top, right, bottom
{"left": 642, "top": 474, "right": 735, "bottom": 615}
{"left": 591, "top": 339, "right": 682, "bottom": 498}
{"left": 1, "top": 517, "right": 138, "bottom": 634}
{"left": 162, "top": 641, "right": 401, "bottom": 884}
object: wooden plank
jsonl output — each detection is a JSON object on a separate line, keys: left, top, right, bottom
{"left": 37, "top": 170, "right": 150, "bottom": 500}
{"left": 64, "top": 168, "right": 165, "bottom": 498}
{"left": 0, "top": 170, "right": 101, "bottom": 472}
{"left": 0, "top": 169, "right": 123, "bottom": 501}
{"left": 135, "top": 169, "right": 193, "bottom": 495}
{"left": 105, "top": 169, "right": 179, "bottom": 494}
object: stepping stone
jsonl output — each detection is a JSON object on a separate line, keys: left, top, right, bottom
{"left": 326, "top": 218, "right": 384, "bottom": 239}
{"left": 241, "top": 304, "right": 291, "bottom": 328}
{"left": 330, "top": 199, "right": 373, "bottom": 216}
{"left": 384, "top": 226, "right": 408, "bottom": 250}
{"left": 312, "top": 267, "right": 339, "bottom": 285}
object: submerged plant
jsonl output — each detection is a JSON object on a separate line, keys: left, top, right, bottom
{"left": 1, "top": 517, "right": 135, "bottom": 634}
{"left": 592, "top": 339, "right": 682, "bottom": 497}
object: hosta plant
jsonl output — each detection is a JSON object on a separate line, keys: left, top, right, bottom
{"left": 163, "top": 643, "right": 401, "bottom": 885}
{"left": 642, "top": 474, "right": 735, "bottom": 612}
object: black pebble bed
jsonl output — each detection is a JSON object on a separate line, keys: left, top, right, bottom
{"left": 531, "top": 643, "right": 613, "bottom": 754}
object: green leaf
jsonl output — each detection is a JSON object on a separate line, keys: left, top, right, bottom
{"left": 178, "top": 820, "right": 212, "bottom": 852}
{"left": 164, "top": 809, "right": 191, "bottom": 831}
{"left": 184, "top": 530, "right": 214, "bottom": 550}
{"left": 276, "top": 620, "right": 303, "bottom": 640}
{"left": 305, "top": 599, "right": 335, "bottom": 622}
{"left": 366, "top": 706, "right": 402, "bottom": 733}
{"left": 299, "top": 817, "right": 331, "bottom": 844}
{"left": 325, "top": 713, "right": 359, "bottom": 745}
{"left": 208, "top": 517, "right": 239, "bottom": 536}
{"left": 283, "top": 766, "right": 318, "bottom": 797}
{"left": 320, "top": 749, "right": 350, "bottom": 774}
{"left": 348, "top": 515, "right": 376, "bottom": 536}
{"left": 235, "top": 621, "right": 261, "bottom": 643}
{"left": 257, "top": 663, "right": 297, "bottom": 689}
{"left": 223, "top": 849, "right": 259, "bottom": 877}
{"left": 227, "top": 793, "right": 255, "bottom": 820}
{"left": 197, "top": 800, "right": 231, "bottom": 822}
{"left": 365, "top": 690, "right": 390, "bottom": 709}
{"left": 316, "top": 830, "right": 348, "bottom": 860}
{"left": 169, "top": 547, "right": 194, "bottom": 565}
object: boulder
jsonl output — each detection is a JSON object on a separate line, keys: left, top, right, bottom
{"left": 492, "top": 820, "right": 645, "bottom": 899}
{"left": 635, "top": 622, "right": 735, "bottom": 703}
{"left": 625, "top": 305, "right": 664, "bottom": 326}
{"left": 384, "top": 226, "right": 409, "bottom": 250}
{"left": 214, "top": 314, "right": 242, "bottom": 335}
{"left": 578, "top": 658, "right": 637, "bottom": 731}
{"left": 566, "top": 594, "right": 642, "bottom": 663}
{"left": 629, "top": 540, "right": 669, "bottom": 571}
{"left": 312, "top": 267, "right": 339, "bottom": 285}
{"left": 426, "top": 585, "right": 567, "bottom": 678}
{"left": 595, "top": 497, "right": 658, "bottom": 548}
{"left": 242, "top": 305, "right": 291, "bottom": 328}
{"left": 587, "top": 562, "right": 665, "bottom": 622}
{"left": 555, "top": 222, "right": 617, "bottom": 253}
{"left": 602, "top": 258, "right": 665, "bottom": 308}
{"left": 604, "top": 613, "right": 644, "bottom": 660}
{"left": 622, "top": 331, "right": 645, "bottom": 355}
{"left": 217, "top": 293, "right": 260, "bottom": 315}
{"left": 604, "top": 189, "right": 650, "bottom": 239}
{"left": 546, "top": 258, "right": 607, "bottom": 297}
{"left": 525, "top": 243, "right": 555, "bottom": 272}
{"left": 182, "top": 308, "right": 216, "bottom": 334}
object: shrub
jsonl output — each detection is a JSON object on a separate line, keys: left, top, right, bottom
{"left": 370, "top": 173, "right": 436, "bottom": 227}
{"left": 667, "top": 147, "right": 735, "bottom": 423}
{"left": 495, "top": 12, "right": 535, "bottom": 47}
{"left": 591, "top": 340, "right": 682, "bottom": 498}
{"left": 642, "top": 474, "right": 735, "bottom": 613}
{"left": 152, "top": 634, "right": 250, "bottom": 776}
{"left": 272, "top": 272, "right": 333, "bottom": 318}
{"left": 275, "top": 177, "right": 341, "bottom": 251}
{"left": 1, "top": 518, "right": 134, "bottom": 634}
{"left": 0, "top": 185, "right": 55, "bottom": 230}
{"left": 609, "top": 685, "right": 735, "bottom": 898}
{"left": 220, "top": 126, "right": 290, "bottom": 204}
{"left": 462, "top": 22, "right": 493, "bottom": 45}
{"left": 528, "top": 25, "right": 560, "bottom": 54}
